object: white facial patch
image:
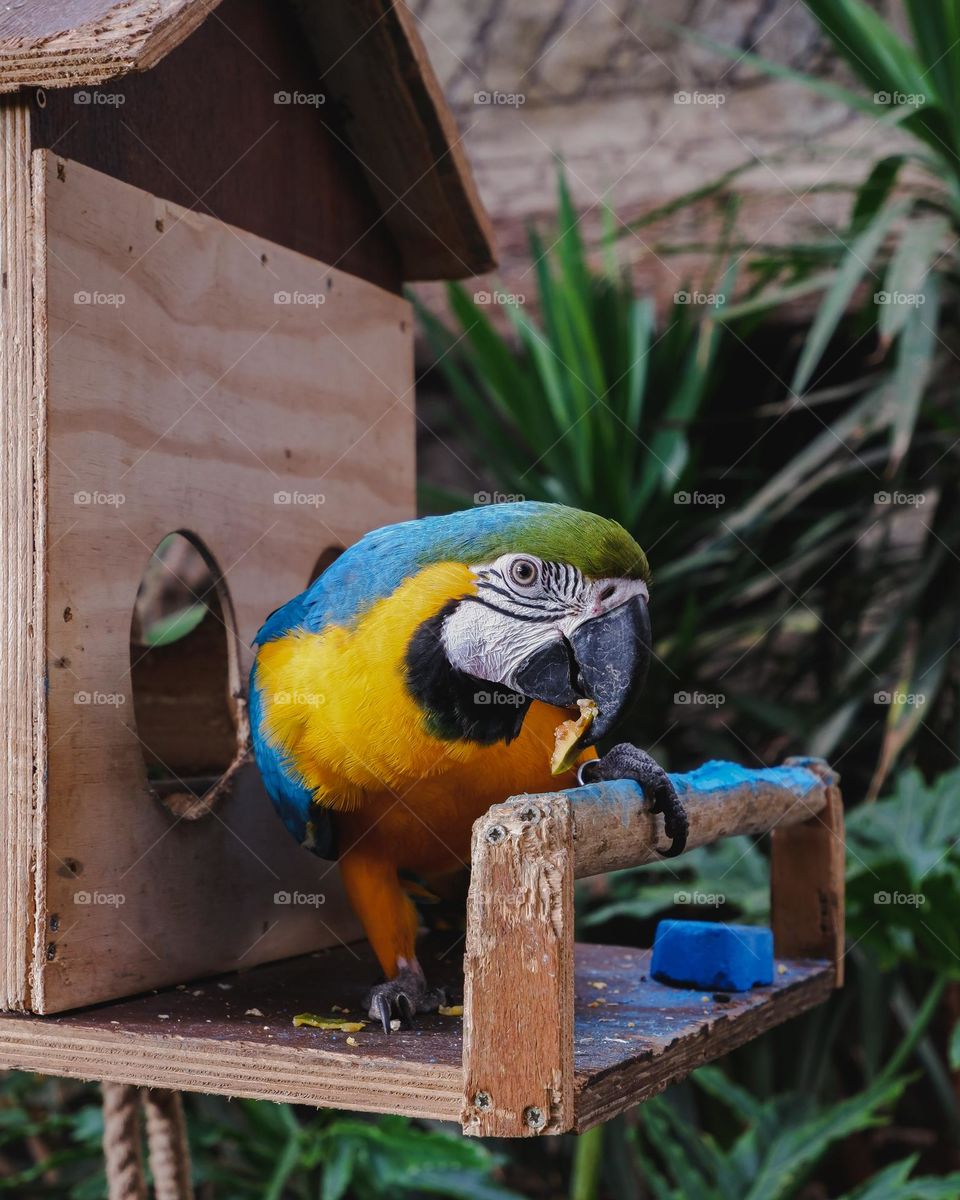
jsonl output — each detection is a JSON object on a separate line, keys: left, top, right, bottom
{"left": 440, "top": 554, "right": 648, "bottom": 691}
{"left": 441, "top": 597, "right": 563, "bottom": 691}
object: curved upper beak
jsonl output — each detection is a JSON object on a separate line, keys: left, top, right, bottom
{"left": 512, "top": 593, "right": 651, "bottom": 744}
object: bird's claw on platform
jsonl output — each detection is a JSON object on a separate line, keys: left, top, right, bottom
{"left": 365, "top": 969, "right": 447, "bottom": 1033}
{"left": 578, "top": 743, "right": 688, "bottom": 857}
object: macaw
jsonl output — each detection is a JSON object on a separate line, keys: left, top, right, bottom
{"left": 250, "top": 502, "right": 686, "bottom": 1030}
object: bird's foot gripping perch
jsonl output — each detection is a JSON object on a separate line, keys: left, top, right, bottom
{"left": 578, "top": 744, "right": 688, "bottom": 857}
{"left": 365, "top": 964, "right": 447, "bottom": 1033}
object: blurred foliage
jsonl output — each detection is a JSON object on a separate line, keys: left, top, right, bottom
{"left": 578, "top": 835, "right": 768, "bottom": 932}
{"left": 191, "top": 1106, "right": 521, "bottom": 1200}
{"left": 417, "top": 175, "right": 732, "bottom": 528}
{"left": 632, "top": 1067, "right": 960, "bottom": 1200}
{"left": 846, "top": 767, "right": 960, "bottom": 975}
{"left": 131, "top": 533, "right": 219, "bottom": 649}
{"left": 0, "top": 1076, "right": 522, "bottom": 1199}
{"left": 419, "top": 157, "right": 960, "bottom": 803}
{"left": 680, "top": 0, "right": 960, "bottom": 796}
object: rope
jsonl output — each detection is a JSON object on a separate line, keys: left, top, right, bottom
{"left": 101, "top": 1083, "right": 193, "bottom": 1200}
{"left": 158, "top": 743, "right": 251, "bottom": 822}
{"left": 101, "top": 1082, "right": 146, "bottom": 1200}
{"left": 143, "top": 1089, "right": 194, "bottom": 1200}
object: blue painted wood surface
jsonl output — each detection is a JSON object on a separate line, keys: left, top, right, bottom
{"left": 566, "top": 758, "right": 825, "bottom": 824}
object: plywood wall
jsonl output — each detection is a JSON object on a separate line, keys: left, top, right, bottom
{"left": 22, "top": 151, "right": 414, "bottom": 1012}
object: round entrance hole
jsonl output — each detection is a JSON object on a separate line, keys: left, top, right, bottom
{"left": 130, "top": 532, "right": 241, "bottom": 814}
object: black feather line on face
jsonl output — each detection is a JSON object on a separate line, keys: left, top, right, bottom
{"left": 404, "top": 599, "right": 532, "bottom": 746}
{"left": 473, "top": 582, "right": 565, "bottom": 613}
{"left": 458, "top": 595, "right": 560, "bottom": 622}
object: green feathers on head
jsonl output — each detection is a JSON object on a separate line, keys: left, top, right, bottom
{"left": 423, "top": 501, "right": 651, "bottom": 583}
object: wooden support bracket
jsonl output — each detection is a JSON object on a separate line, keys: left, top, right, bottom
{"left": 771, "top": 758, "right": 845, "bottom": 985}
{"left": 461, "top": 795, "right": 574, "bottom": 1137}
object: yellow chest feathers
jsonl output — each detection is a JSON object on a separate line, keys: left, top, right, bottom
{"left": 255, "top": 562, "right": 583, "bottom": 806}
{"left": 255, "top": 563, "right": 564, "bottom": 801}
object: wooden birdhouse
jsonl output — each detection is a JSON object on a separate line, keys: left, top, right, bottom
{"left": 0, "top": 0, "right": 844, "bottom": 1144}
{"left": 0, "top": 0, "right": 494, "bottom": 1017}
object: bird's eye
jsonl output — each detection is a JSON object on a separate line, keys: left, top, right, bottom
{"left": 510, "top": 557, "right": 538, "bottom": 587}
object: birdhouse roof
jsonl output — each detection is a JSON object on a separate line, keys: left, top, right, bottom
{"left": 0, "top": 0, "right": 495, "bottom": 281}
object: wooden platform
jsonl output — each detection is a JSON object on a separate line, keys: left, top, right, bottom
{"left": 0, "top": 937, "right": 834, "bottom": 1131}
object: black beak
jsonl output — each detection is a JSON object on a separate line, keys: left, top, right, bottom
{"left": 512, "top": 595, "right": 651, "bottom": 743}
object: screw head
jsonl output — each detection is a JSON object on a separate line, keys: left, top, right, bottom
{"left": 485, "top": 824, "right": 507, "bottom": 845}
{"left": 473, "top": 1091, "right": 492, "bottom": 1110}
{"left": 524, "top": 1106, "right": 546, "bottom": 1131}
{"left": 519, "top": 806, "right": 540, "bottom": 824}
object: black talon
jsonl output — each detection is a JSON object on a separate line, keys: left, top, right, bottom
{"left": 373, "top": 993, "right": 392, "bottom": 1035}
{"left": 365, "top": 966, "right": 444, "bottom": 1032}
{"left": 579, "top": 743, "right": 688, "bottom": 857}
{"left": 653, "top": 787, "right": 688, "bottom": 859}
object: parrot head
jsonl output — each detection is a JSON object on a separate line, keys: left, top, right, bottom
{"left": 399, "top": 502, "right": 653, "bottom": 748}
{"left": 432, "top": 550, "right": 649, "bottom": 744}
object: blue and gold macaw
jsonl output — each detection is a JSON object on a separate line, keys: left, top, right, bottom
{"left": 250, "top": 502, "right": 685, "bottom": 1030}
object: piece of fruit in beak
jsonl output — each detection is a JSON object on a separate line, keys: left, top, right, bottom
{"left": 551, "top": 698, "right": 599, "bottom": 775}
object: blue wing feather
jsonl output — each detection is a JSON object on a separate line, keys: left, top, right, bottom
{"left": 248, "top": 660, "right": 337, "bottom": 859}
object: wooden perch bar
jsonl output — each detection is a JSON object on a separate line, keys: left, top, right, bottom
{"left": 567, "top": 758, "right": 838, "bottom": 879}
